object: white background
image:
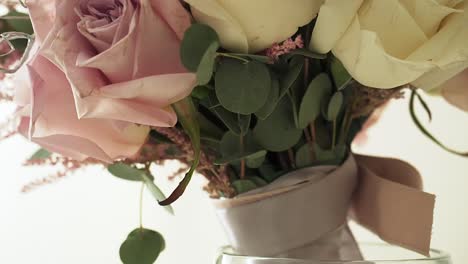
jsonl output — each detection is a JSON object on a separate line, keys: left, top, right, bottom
{"left": 0, "top": 95, "right": 467, "bottom": 264}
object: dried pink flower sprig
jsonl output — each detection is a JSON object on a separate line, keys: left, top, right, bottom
{"left": 266, "top": 35, "right": 304, "bottom": 60}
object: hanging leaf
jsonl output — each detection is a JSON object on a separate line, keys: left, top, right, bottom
{"left": 29, "top": 148, "right": 52, "bottom": 160}
{"left": 298, "top": 73, "right": 333, "bottom": 128}
{"left": 330, "top": 56, "right": 352, "bottom": 90}
{"left": 180, "top": 24, "right": 219, "bottom": 72}
{"left": 108, "top": 163, "right": 146, "bottom": 182}
{"left": 410, "top": 90, "right": 468, "bottom": 157}
{"left": 159, "top": 97, "right": 201, "bottom": 205}
{"left": 120, "top": 228, "right": 165, "bottom": 264}
{"left": 141, "top": 174, "right": 174, "bottom": 215}
{"left": 327, "top": 92, "right": 344, "bottom": 121}
{"left": 196, "top": 42, "right": 219, "bottom": 85}
{"left": 215, "top": 59, "right": 271, "bottom": 114}
{"left": 253, "top": 97, "right": 303, "bottom": 152}
{"left": 255, "top": 77, "right": 280, "bottom": 120}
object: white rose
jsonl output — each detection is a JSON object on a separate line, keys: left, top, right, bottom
{"left": 310, "top": 0, "right": 468, "bottom": 94}
{"left": 185, "top": 0, "right": 324, "bottom": 53}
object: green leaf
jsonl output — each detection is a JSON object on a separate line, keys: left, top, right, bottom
{"left": 223, "top": 53, "right": 271, "bottom": 63}
{"left": 409, "top": 90, "right": 468, "bottom": 157}
{"left": 208, "top": 93, "right": 248, "bottom": 135}
{"left": 215, "top": 131, "right": 264, "bottom": 164}
{"left": 330, "top": 56, "right": 352, "bottom": 90}
{"left": 279, "top": 59, "right": 303, "bottom": 100}
{"left": 327, "top": 92, "right": 344, "bottom": 121}
{"left": 4, "top": 11, "right": 34, "bottom": 34}
{"left": 120, "top": 228, "right": 165, "bottom": 264}
{"left": 238, "top": 114, "right": 251, "bottom": 136}
{"left": 180, "top": 24, "right": 219, "bottom": 72}
{"left": 191, "top": 85, "right": 212, "bottom": 100}
{"left": 196, "top": 42, "right": 219, "bottom": 85}
{"left": 253, "top": 97, "right": 303, "bottom": 152}
{"left": 414, "top": 91, "right": 432, "bottom": 121}
{"left": 141, "top": 174, "right": 174, "bottom": 215}
{"left": 288, "top": 49, "right": 326, "bottom": 59}
{"left": 30, "top": 148, "right": 52, "bottom": 160}
{"left": 295, "top": 144, "right": 313, "bottom": 168}
{"left": 232, "top": 179, "right": 257, "bottom": 194}
{"left": 313, "top": 143, "right": 347, "bottom": 164}
{"left": 298, "top": 73, "right": 333, "bottom": 128}
{"left": 215, "top": 59, "right": 271, "bottom": 114}
{"left": 160, "top": 97, "right": 201, "bottom": 205}
{"left": 108, "top": 163, "right": 145, "bottom": 182}
{"left": 246, "top": 151, "right": 267, "bottom": 169}
{"left": 255, "top": 77, "right": 280, "bottom": 120}
{"left": 258, "top": 163, "right": 281, "bottom": 183}
{"left": 249, "top": 176, "right": 268, "bottom": 187}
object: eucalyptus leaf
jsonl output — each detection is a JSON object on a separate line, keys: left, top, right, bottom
{"left": 160, "top": 97, "right": 200, "bottom": 205}
{"left": 327, "top": 92, "right": 344, "bottom": 121}
{"left": 255, "top": 77, "right": 280, "bottom": 120}
{"left": 246, "top": 151, "right": 267, "bottom": 168}
{"left": 232, "top": 179, "right": 257, "bottom": 194}
{"left": 141, "top": 174, "right": 174, "bottom": 215}
{"left": 298, "top": 73, "right": 333, "bottom": 128}
{"left": 215, "top": 59, "right": 271, "bottom": 114}
{"left": 238, "top": 114, "right": 251, "bottom": 136}
{"left": 191, "top": 85, "right": 211, "bottom": 100}
{"left": 208, "top": 93, "right": 246, "bottom": 135}
{"left": 279, "top": 59, "right": 303, "bottom": 100}
{"left": 330, "top": 56, "right": 352, "bottom": 90}
{"left": 108, "top": 163, "right": 144, "bottom": 182}
{"left": 180, "top": 24, "right": 219, "bottom": 72}
{"left": 258, "top": 163, "right": 281, "bottom": 183}
{"left": 30, "top": 148, "right": 52, "bottom": 160}
{"left": 216, "top": 131, "right": 264, "bottom": 164}
{"left": 253, "top": 97, "right": 302, "bottom": 152}
{"left": 224, "top": 53, "right": 271, "bottom": 63}
{"left": 120, "top": 228, "right": 165, "bottom": 264}
{"left": 196, "top": 42, "right": 219, "bottom": 85}
{"left": 250, "top": 176, "right": 268, "bottom": 187}
{"left": 313, "top": 143, "right": 347, "bottom": 164}
{"left": 295, "top": 144, "right": 313, "bottom": 168}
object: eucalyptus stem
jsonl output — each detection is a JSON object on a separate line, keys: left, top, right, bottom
{"left": 287, "top": 149, "right": 296, "bottom": 168}
{"left": 332, "top": 120, "right": 337, "bottom": 150}
{"left": 218, "top": 53, "right": 250, "bottom": 64}
{"left": 239, "top": 135, "right": 246, "bottom": 179}
{"left": 139, "top": 182, "right": 145, "bottom": 229}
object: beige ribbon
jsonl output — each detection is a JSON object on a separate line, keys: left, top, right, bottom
{"left": 214, "top": 154, "right": 435, "bottom": 258}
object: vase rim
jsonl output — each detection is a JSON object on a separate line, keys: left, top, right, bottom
{"left": 218, "top": 243, "right": 451, "bottom": 263}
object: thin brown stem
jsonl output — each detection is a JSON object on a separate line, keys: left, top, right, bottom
{"left": 287, "top": 149, "right": 296, "bottom": 169}
{"left": 240, "top": 135, "right": 245, "bottom": 179}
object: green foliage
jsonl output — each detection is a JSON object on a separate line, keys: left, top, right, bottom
{"left": 232, "top": 179, "right": 257, "bottom": 194}
{"left": 215, "top": 59, "right": 271, "bottom": 114}
{"left": 279, "top": 59, "right": 303, "bottom": 100}
{"left": 208, "top": 93, "right": 250, "bottom": 136}
{"left": 180, "top": 24, "right": 219, "bottom": 72}
{"left": 298, "top": 73, "right": 333, "bottom": 128}
{"left": 330, "top": 56, "right": 351, "bottom": 90}
{"left": 120, "top": 228, "right": 165, "bottom": 264}
{"left": 108, "top": 163, "right": 147, "bottom": 182}
{"left": 288, "top": 49, "right": 326, "bottom": 60}
{"left": 215, "top": 131, "right": 265, "bottom": 165}
{"left": 326, "top": 92, "right": 344, "bottom": 121}
{"left": 255, "top": 78, "right": 280, "bottom": 120}
{"left": 30, "top": 148, "right": 52, "bottom": 160}
{"left": 253, "top": 97, "right": 302, "bottom": 152}
{"left": 160, "top": 97, "right": 201, "bottom": 205}
{"left": 141, "top": 174, "right": 174, "bottom": 215}
{"left": 196, "top": 42, "right": 218, "bottom": 85}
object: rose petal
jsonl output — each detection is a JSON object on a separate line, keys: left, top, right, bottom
{"left": 150, "top": 0, "right": 192, "bottom": 40}
{"left": 26, "top": 0, "right": 56, "bottom": 43}
{"left": 185, "top": 0, "right": 249, "bottom": 53}
{"left": 441, "top": 68, "right": 468, "bottom": 112}
{"left": 310, "top": 0, "right": 364, "bottom": 54}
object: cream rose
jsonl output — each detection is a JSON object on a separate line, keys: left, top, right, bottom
{"left": 184, "top": 0, "right": 324, "bottom": 53}
{"left": 310, "top": 0, "right": 468, "bottom": 93}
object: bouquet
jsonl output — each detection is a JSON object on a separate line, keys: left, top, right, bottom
{"left": 1, "top": 0, "right": 467, "bottom": 263}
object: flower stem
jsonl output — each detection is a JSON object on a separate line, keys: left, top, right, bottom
{"left": 218, "top": 53, "right": 250, "bottom": 64}
{"left": 139, "top": 182, "right": 145, "bottom": 230}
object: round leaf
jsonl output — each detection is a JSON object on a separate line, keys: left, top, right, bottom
{"left": 330, "top": 56, "right": 352, "bottom": 90}
{"left": 253, "top": 98, "right": 302, "bottom": 152}
{"left": 120, "top": 228, "right": 165, "bottom": 264}
{"left": 232, "top": 180, "right": 257, "bottom": 194}
{"left": 279, "top": 59, "right": 303, "bottom": 99}
{"left": 108, "top": 163, "right": 144, "bottom": 182}
{"left": 180, "top": 24, "right": 219, "bottom": 72}
{"left": 298, "top": 73, "right": 333, "bottom": 128}
{"left": 215, "top": 59, "right": 271, "bottom": 114}
{"left": 327, "top": 92, "right": 344, "bottom": 121}
{"left": 196, "top": 42, "right": 219, "bottom": 85}
{"left": 255, "top": 77, "right": 280, "bottom": 120}
{"left": 295, "top": 144, "right": 313, "bottom": 168}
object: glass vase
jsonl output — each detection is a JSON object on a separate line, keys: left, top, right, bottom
{"left": 216, "top": 243, "right": 452, "bottom": 264}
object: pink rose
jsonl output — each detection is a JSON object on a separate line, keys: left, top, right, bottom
{"left": 16, "top": 0, "right": 196, "bottom": 162}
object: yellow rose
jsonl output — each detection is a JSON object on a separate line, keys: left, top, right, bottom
{"left": 310, "top": 0, "right": 468, "bottom": 93}
{"left": 184, "top": 0, "right": 324, "bottom": 53}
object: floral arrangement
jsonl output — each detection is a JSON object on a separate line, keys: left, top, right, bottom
{"left": 1, "top": 0, "right": 467, "bottom": 263}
